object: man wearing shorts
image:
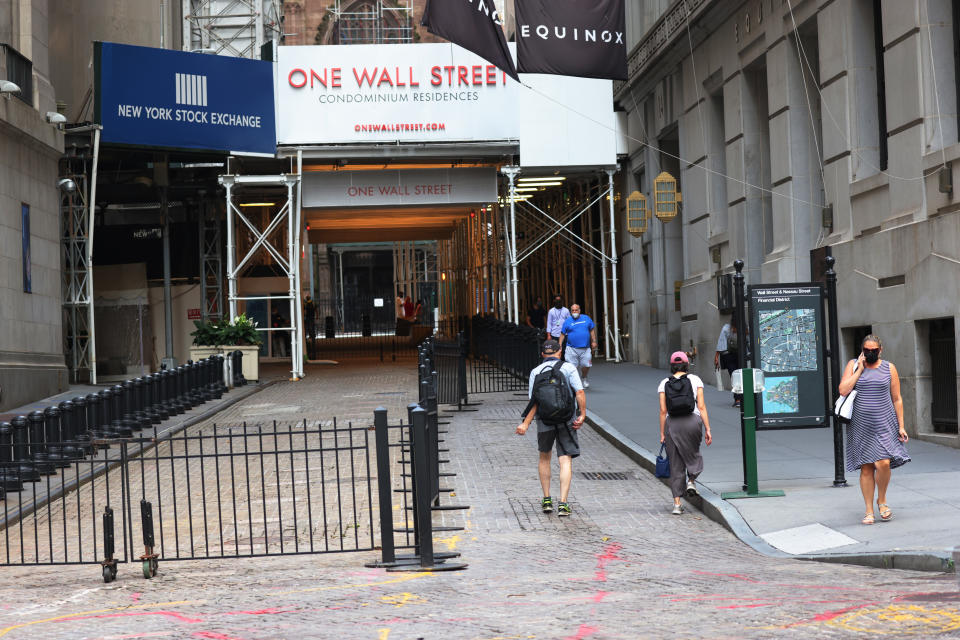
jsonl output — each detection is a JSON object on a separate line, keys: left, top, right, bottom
{"left": 559, "top": 304, "right": 597, "bottom": 389}
{"left": 515, "top": 339, "right": 586, "bottom": 516}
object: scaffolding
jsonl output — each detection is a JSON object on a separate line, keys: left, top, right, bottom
{"left": 199, "top": 199, "right": 224, "bottom": 321}
{"left": 183, "top": 0, "right": 284, "bottom": 58}
{"left": 331, "top": 0, "right": 413, "bottom": 44}
{"left": 59, "top": 127, "right": 101, "bottom": 384}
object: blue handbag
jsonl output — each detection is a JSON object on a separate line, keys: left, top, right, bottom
{"left": 655, "top": 443, "right": 670, "bottom": 478}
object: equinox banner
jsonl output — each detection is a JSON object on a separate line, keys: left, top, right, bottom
{"left": 515, "top": 0, "right": 627, "bottom": 80}
{"left": 421, "top": 0, "right": 519, "bottom": 82}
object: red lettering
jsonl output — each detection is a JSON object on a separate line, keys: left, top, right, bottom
{"left": 332, "top": 68, "right": 342, "bottom": 88}
{"left": 377, "top": 68, "right": 393, "bottom": 87}
{"left": 394, "top": 67, "right": 405, "bottom": 87}
{"left": 458, "top": 66, "right": 469, "bottom": 86}
{"left": 486, "top": 65, "right": 497, "bottom": 85}
{"left": 430, "top": 66, "right": 442, "bottom": 86}
{"left": 310, "top": 68, "right": 327, "bottom": 88}
{"left": 472, "top": 65, "right": 483, "bottom": 86}
{"left": 444, "top": 65, "right": 456, "bottom": 85}
{"left": 409, "top": 67, "right": 420, "bottom": 87}
{"left": 288, "top": 68, "right": 307, "bottom": 88}
{"left": 353, "top": 67, "right": 378, "bottom": 87}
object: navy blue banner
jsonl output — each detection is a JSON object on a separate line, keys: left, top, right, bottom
{"left": 95, "top": 42, "right": 276, "bottom": 154}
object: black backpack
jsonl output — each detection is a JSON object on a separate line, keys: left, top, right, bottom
{"left": 531, "top": 360, "right": 576, "bottom": 425}
{"left": 664, "top": 375, "right": 696, "bottom": 417}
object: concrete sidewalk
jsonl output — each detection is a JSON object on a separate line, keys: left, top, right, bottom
{"left": 584, "top": 360, "right": 960, "bottom": 571}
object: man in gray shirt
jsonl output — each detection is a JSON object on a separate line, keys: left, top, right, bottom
{"left": 515, "top": 339, "right": 586, "bottom": 516}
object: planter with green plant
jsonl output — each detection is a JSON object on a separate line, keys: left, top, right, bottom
{"left": 189, "top": 314, "right": 263, "bottom": 381}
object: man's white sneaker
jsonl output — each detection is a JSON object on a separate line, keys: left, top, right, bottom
{"left": 583, "top": 380, "right": 590, "bottom": 389}
{"left": 671, "top": 504, "right": 684, "bottom": 515}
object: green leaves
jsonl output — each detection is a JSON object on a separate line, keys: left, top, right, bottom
{"left": 190, "top": 313, "right": 262, "bottom": 346}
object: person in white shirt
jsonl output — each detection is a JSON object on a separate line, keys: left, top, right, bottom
{"left": 658, "top": 351, "right": 713, "bottom": 515}
{"left": 546, "top": 295, "right": 570, "bottom": 340}
{"left": 714, "top": 318, "right": 741, "bottom": 407}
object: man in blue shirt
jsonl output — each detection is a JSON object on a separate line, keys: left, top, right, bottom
{"left": 560, "top": 303, "right": 598, "bottom": 388}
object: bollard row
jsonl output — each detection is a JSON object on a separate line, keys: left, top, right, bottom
{"left": 0, "top": 354, "right": 238, "bottom": 496}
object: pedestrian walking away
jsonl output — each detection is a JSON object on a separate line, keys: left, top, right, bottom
{"left": 515, "top": 339, "right": 586, "bottom": 517}
{"left": 714, "top": 317, "right": 741, "bottom": 407}
{"left": 303, "top": 295, "right": 317, "bottom": 342}
{"left": 546, "top": 295, "right": 570, "bottom": 341}
{"left": 526, "top": 296, "right": 547, "bottom": 332}
{"left": 659, "top": 351, "right": 712, "bottom": 515}
{"left": 559, "top": 303, "right": 597, "bottom": 389}
{"left": 838, "top": 334, "right": 910, "bottom": 525}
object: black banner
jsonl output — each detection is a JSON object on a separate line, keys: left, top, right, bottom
{"left": 516, "top": 0, "right": 627, "bottom": 80}
{"left": 421, "top": 0, "right": 519, "bottom": 82}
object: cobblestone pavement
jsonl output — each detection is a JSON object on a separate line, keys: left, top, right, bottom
{"left": 0, "top": 360, "right": 958, "bottom": 639}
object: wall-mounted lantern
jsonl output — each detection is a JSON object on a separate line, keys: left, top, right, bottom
{"left": 626, "top": 191, "right": 649, "bottom": 237}
{"left": 653, "top": 171, "right": 681, "bottom": 222}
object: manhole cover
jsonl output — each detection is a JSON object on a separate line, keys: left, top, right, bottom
{"left": 578, "top": 471, "right": 633, "bottom": 480}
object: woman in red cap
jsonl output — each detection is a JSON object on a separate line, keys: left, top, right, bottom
{"left": 658, "top": 351, "right": 713, "bottom": 515}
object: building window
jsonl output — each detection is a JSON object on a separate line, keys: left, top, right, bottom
{"left": 1, "top": 44, "right": 33, "bottom": 106}
{"left": 21, "top": 204, "right": 31, "bottom": 293}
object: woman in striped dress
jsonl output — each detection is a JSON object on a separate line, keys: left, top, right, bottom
{"left": 839, "top": 335, "right": 910, "bottom": 525}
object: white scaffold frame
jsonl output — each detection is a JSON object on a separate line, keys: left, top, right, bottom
{"left": 219, "top": 171, "right": 304, "bottom": 380}
{"left": 501, "top": 166, "right": 621, "bottom": 362}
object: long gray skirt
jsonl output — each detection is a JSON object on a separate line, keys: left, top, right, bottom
{"left": 664, "top": 414, "right": 705, "bottom": 498}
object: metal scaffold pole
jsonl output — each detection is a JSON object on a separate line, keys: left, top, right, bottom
{"left": 502, "top": 166, "right": 520, "bottom": 325}
{"left": 607, "top": 169, "right": 621, "bottom": 362}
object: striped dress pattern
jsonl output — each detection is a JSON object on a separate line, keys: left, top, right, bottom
{"left": 845, "top": 360, "right": 911, "bottom": 471}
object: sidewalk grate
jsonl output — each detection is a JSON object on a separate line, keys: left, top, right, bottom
{"left": 578, "top": 471, "right": 633, "bottom": 480}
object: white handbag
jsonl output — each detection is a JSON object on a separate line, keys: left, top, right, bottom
{"left": 834, "top": 389, "right": 857, "bottom": 423}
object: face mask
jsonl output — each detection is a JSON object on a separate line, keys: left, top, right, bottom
{"left": 864, "top": 349, "right": 880, "bottom": 364}
{"left": 571, "top": 313, "right": 580, "bottom": 319}
{"left": 554, "top": 301, "right": 562, "bottom": 309}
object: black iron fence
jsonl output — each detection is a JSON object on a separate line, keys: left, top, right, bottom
{"left": 0, "top": 354, "right": 237, "bottom": 581}
{"left": 466, "top": 316, "right": 541, "bottom": 395}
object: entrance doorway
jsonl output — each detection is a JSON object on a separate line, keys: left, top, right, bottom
{"left": 930, "top": 318, "right": 958, "bottom": 434}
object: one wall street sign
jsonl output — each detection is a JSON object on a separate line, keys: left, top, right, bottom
{"left": 94, "top": 42, "right": 277, "bottom": 155}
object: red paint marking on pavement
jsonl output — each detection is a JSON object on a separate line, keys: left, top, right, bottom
{"left": 55, "top": 611, "right": 204, "bottom": 625}
{"left": 565, "top": 624, "right": 599, "bottom": 640}
{"left": 593, "top": 543, "right": 623, "bottom": 582}
{"left": 130, "top": 593, "right": 142, "bottom": 604}
{"left": 716, "top": 603, "right": 778, "bottom": 609}
{"left": 777, "top": 603, "right": 877, "bottom": 629}
{"left": 591, "top": 591, "right": 610, "bottom": 603}
{"left": 192, "top": 633, "right": 245, "bottom": 640}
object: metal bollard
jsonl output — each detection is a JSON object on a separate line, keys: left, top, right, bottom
{"left": 176, "top": 365, "right": 190, "bottom": 410}
{"left": 132, "top": 378, "right": 148, "bottom": 429}
{"left": 142, "top": 374, "right": 159, "bottom": 424}
{"left": 214, "top": 354, "right": 227, "bottom": 397}
{"left": 151, "top": 373, "right": 169, "bottom": 422}
{"left": 28, "top": 411, "right": 55, "bottom": 475}
{"left": 233, "top": 350, "right": 246, "bottom": 386}
{"left": 186, "top": 361, "right": 200, "bottom": 405}
{"left": 59, "top": 400, "right": 84, "bottom": 459}
{"left": 77, "top": 395, "right": 99, "bottom": 453}
{"left": 113, "top": 384, "right": 133, "bottom": 437}
{"left": 10, "top": 416, "right": 40, "bottom": 482}
{"left": 0, "top": 421, "right": 25, "bottom": 491}
{"left": 99, "top": 388, "right": 118, "bottom": 439}
{"left": 203, "top": 358, "right": 215, "bottom": 401}
{"left": 43, "top": 406, "right": 70, "bottom": 468}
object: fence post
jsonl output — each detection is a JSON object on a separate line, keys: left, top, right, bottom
{"left": 366, "top": 407, "right": 411, "bottom": 569}
{"left": 101, "top": 506, "right": 119, "bottom": 583}
{"left": 825, "top": 255, "right": 847, "bottom": 487}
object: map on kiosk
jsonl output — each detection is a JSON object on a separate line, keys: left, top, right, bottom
{"left": 758, "top": 308, "right": 818, "bottom": 373}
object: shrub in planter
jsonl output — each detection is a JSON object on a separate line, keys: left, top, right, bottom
{"left": 191, "top": 314, "right": 262, "bottom": 347}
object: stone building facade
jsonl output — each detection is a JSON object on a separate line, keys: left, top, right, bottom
{"left": 0, "top": 0, "right": 66, "bottom": 411}
{"left": 617, "top": 0, "right": 960, "bottom": 446}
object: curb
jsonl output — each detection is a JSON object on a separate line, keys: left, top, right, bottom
{"left": 585, "top": 410, "right": 956, "bottom": 574}
{"left": 0, "top": 381, "right": 277, "bottom": 531}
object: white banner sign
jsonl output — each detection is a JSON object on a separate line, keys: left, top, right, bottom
{"left": 302, "top": 168, "right": 497, "bottom": 208}
{"left": 277, "top": 43, "right": 617, "bottom": 168}
{"left": 278, "top": 44, "right": 518, "bottom": 145}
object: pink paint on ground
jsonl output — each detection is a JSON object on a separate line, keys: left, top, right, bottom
{"left": 192, "top": 633, "right": 245, "bottom": 640}
{"left": 565, "top": 624, "right": 600, "bottom": 640}
{"left": 779, "top": 603, "right": 878, "bottom": 628}
{"left": 55, "top": 611, "right": 203, "bottom": 625}
{"left": 130, "top": 593, "right": 142, "bottom": 604}
{"left": 593, "top": 543, "right": 623, "bottom": 582}
{"left": 591, "top": 591, "right": 611, "bottom": 603}
{"left": 222, "top": 608, "right": 293, "bottom": 616}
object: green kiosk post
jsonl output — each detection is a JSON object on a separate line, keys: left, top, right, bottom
{"left": 722, "top": 367, "right": 785, "bottom": 499}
